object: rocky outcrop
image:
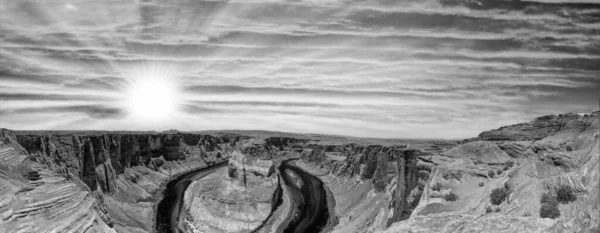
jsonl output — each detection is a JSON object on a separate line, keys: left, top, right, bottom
{"left": 290, "top": 142, "right": 435, "bottom": 233}
{"left": 381, "top": 111, "right": 599, "bottom": 233}
{"left": 0, "top": 129, "right": 115, "bottom": 233}
{"left": 181, "top": 150, "right": 278, "bottom": 233}
{"left": 1, "top": 111, "right": 597, "bottom": 233}
{"left": 1, "top": 130, "right": 238, "bottom": 233}
{"left": 478, "top": 112, "right": 597, "bottom": 141}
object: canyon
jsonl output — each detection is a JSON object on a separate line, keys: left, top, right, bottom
{"left": 0, "top": 111, "right": 598, "bottom": 233}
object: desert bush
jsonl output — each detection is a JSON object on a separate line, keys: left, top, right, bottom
{"left": 506, "top": 160, "right": 514, "bottom": 167}
{"left": 566, "top": 144, "right": 574, "bottom": 151}
{"left": 444, "top": 192, "right": 458, "bottom": 201}
{"left": 540, "top": 192, "right": 561, "bottom": 219}
{"left": 503, "top": 161, "right": 514, "bottom": 171}
{"left": 497, "top": 169, "right": 503, "bottom": 175}
{"left": 540, "top": 192, "right": 558, "bottom": 206}
{"left": 490, "top": 187, "right": 508, "bottom": 205}
{"left": 432, "top": 182, "right": 442, "bottom": 191}
{"left": 556, "top": 185, "right": 577, "bottom": 204}
{"left": 540, "top": 203, "right": 560, "bottom": 219}
{"left": 479, "top": 182, "right": 485, "bottom": 187}
{"left": 495, "top": 207, "right": 501, "bottom": 212}
{"left": 485, "top": 206, "right": 493, "bottom": 213}
{"left": 488, "top": 170, "right": 495, "bottom": 178}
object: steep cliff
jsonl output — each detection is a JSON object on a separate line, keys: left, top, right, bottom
{"left": 381, "top": 112, "right": 599, "bottom": 233}
{"left": 1, "top": 130, "right": 239, "bottom": 233}
{"left": 0, "top": 129, "right": 114, "bottom": 233}
{"left": 294, "top": 143, "right": 436, "bottom": 233}
{"left": 1, "top": 111, "right": 597, "bottom": 233}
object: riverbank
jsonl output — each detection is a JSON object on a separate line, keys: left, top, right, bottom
{"left": 151, "top": 159, "right": 229, "bottom": 233}
{"left": 279, "top": 159, "right": 338, "bottom": 233}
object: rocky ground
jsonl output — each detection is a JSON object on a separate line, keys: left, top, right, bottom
{"left": 180, "top": 150, "right": 278, "bottom": 233}
{"left": 0, "top": 130, "right": 238, "bottom": 233}
{"left": 0, "top": 111, "right": 598, "bottom": 233}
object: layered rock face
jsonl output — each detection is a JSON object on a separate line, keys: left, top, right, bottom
{"left": 295, "top": 144, "right": 435, "bottom": 233}
{"left": 381, "top": 112, "right": 599, "bottom": 233}
{"left": 1, "top": 111, "right": 597, "bottom": 233}
{"left": 0, "top": 129, "right": 114, "bottom": 233}
{"left": 1, "top": 130, "right": 238, "bottom": 233}
{"left": 181, "top": 150, "right": 278, "bottom": 232}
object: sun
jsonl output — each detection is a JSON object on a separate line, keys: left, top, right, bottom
{"left": 125, "top": 77, "right": 181, "bottom": 123}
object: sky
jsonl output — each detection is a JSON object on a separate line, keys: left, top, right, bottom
{"left": 0, "top": 0, "right": 599, "bottom": 139}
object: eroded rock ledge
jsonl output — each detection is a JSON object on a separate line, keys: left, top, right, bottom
{"left": 1, "top": 111, "right": 598, "bottom": 233}
{"left": 1, "top": 130, "right": 240, "bottom": 233}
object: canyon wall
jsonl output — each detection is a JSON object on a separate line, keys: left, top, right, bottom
{"left": 1, "top": 111, "right": 597, "bottom": 233}
{"left": 181, "top": 150, "right": 278, "bottom": 233}
{"left": 381, "top": 112, "right": 599, "bottom": 233}
{"left": 1, "top": 130, "right": 240, "bottom": 233}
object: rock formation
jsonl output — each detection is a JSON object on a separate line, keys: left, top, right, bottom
{"left": 379, "top": 112, "right": 599, "bottom": 233}
{"left": 0, "top": 111, "right": 598, "bottom": 233}
{"left": 181, "top": 150, "right": 278, "bottom": 232}
{"left": 1, "top": 130, "right": 238, "bottom": 233}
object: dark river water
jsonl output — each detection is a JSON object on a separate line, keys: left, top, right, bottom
{"left": 155, "top": 161, "right": 227, "bottom": 233}
{"left": 279, "top": 159, "right": 330, "bottom": 233}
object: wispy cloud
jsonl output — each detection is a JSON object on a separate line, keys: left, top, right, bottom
{"left": 0, "top": 0, "right": 598, "bottom": 138}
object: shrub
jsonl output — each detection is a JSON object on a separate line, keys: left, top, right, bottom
{"left": 479, "top": 182, "right": 485, "bottom": 187}
{"left": 497, "top": 169, "right": 503, "bottom": 175}
{"left": 540, "top": 192, "right": 558, "bottom": 206}
{"left": 566, "top": 144, "right": 574, "bottom": 151}
{"left": 488, "top": 170, "right": 495, "bottom": 178}
{"left": 485, "top": 206, "right": 493, "bottom": 213}
{"left": 432, "top": 182, "right": 442, "bottom": 191}
{"left": 556, "top": 185, "right": 577, "bottom": 204}
{"left": 540, "top": 203, "right": 560, "bottom": 219}
{"left": 540, "top": 192, "right": 561, "bottom": 219}
{"left": 523, "top": 212, "right": 531, "bottom": 217}
{"left": 503, "top": 161, "right": 514, "bottom": 171}
{"left": 495, "top": 207, "right": 501, "bottom": 212}
{"left": 444, "top": 192, "right": 458, "bottom": 201}
{"left": 506, "top": 160, "right": 514, "bottom": 167}
{"left": 490, "top": 187, "right": 508, "bottom": 205}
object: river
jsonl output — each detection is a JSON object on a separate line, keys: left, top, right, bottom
{"left": 155, "top": 162, "right": 228, "bottom": 233}
{"left": 155, "top": 159, "right": 330, "bottom": 233}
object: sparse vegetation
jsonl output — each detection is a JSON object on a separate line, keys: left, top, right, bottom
{"left": 540, "top": 202, "right": 560, "bottom": 219}
{"left": 503, "top": 161, "right": 514, "bottom": 171}
{"left": 540, "top": 192, "right": 561, "bottom": 219}
{"left": 506, "top": 160, "right": 514, "bottom": 167}
{"left": 432, "top": 182, "right": 442, "bottom": 191}
{"left": 490, "top": 187, "right": 508, "bottom": 205}
{"left": 541, "top": 192, "right": 558, "bottom": 206}
{"left": 556, "top": 185, "right": 577, "bottom": 204}
{"left": 479, "top": 182, "right": 485, "bottom": 187}
{"left": 488, "top": 170, "right": 495, "bottom": 178}
{"left": 566, "top": 144, "right": 574, "bottom": 151}
{"left": 444, "top": 192, "right": 458, "bottom": 201}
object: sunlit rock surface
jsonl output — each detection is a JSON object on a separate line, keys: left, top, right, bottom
{"left": 1, "top": 130, "right": 238, "bottom": 233}
{"left": 0, "top": 129, "right": 114, "bottom": 233}
{"left": 379, "top": 112, "right": 599, "bottom": 233}
{"left": 0, "top": 111, "right": 598, "bottom": 233}
{"left": 181, "top": 150, "right": 277, "bottom": 232}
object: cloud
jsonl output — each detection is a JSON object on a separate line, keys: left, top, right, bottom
{"left": 0, "top": 104, "right": 125, "bottom": 119}
{"left": 0, "top": 0, "right": 598, "bottom": 138}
